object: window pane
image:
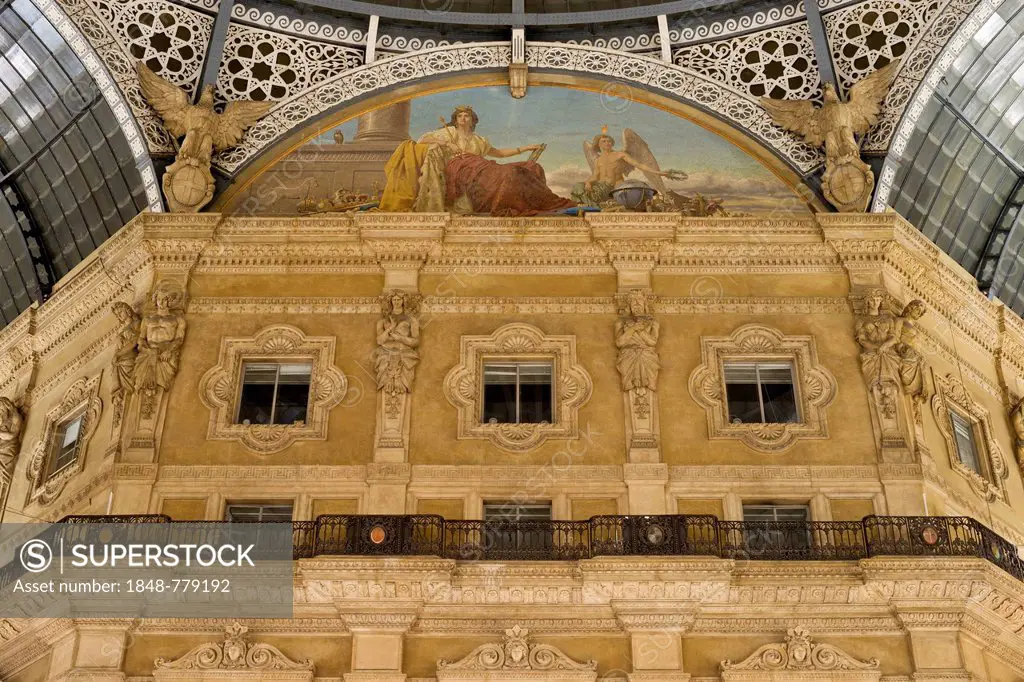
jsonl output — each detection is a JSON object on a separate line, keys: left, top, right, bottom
{"left": 517, "top": 363, "right": 553, "bottom": 383}
{"left": 274, "top": 382, "right": 310, "bottom": 424}
{"left": 761, "top": 381, "right": 799, "bottom": 423}
{"left": 725, "top": 381, "right": 761, "bottom": 423}
{"left": 723, "top": 362, "right": 759, "bottom": 383}
{"left": 238, "top": 382, "right": 275, "bottom": 425}
{"left": 277, "top": 363, "right": 312, "bottom": 383}
{"left": 483, "top": 381, "right": 516, "bottom": 423}
{"left": 483, "top": 363, "right": 518, "bottom": 384}
{"left": 60, "top": 414, "right": 82, "bottom": 447}
{"left": 950, "top": 411, "right": 982, "bottom": 474}
{"left": 519, "top": 381, "right": 552, "bottom": 423}
{"left": 242, "top": 363, "right": 280, "bottom": 384}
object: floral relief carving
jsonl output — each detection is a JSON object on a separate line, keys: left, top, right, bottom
{"left": 26, "top": 375, "right": 103, "bottom": 506}
{"left": 437, "top": 624, "right": 597, "bottom": 681}
{"left": 198, "top": 325, "right": 347, "bottom": 454}
{"left": 443, "top": 323, "right": 592, "bottom": 453}
{"left": 721, "top": 626, "right": 880, "bottom": 680}
{"left": 0, "top": 396, "right": 24, "bottom": 506}
{"left": 930, "top": 373, "right": 1008, "bottom": 502}
{"left": 687, "top": 324, "right": 837, "bottom": 452}
{"left": 154, "top": 622, "right": 313, "bottom": 680}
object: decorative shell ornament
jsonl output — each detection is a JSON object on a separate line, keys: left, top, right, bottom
{"left": 760, "top": 61, "right": 899, "bottom": 212}
{"left": 136, "top": 63, "right": 272, "bottom": 212}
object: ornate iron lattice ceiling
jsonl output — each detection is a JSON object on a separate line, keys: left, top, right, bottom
{"left": 3, "top": 0, "right": 1024, "bottom": 327}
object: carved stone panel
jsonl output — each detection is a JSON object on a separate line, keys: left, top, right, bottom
{"left": 721, "top": 626, "right": 881, "bottom": 681}
{"left": 443, "top": 323, "right": 593, "bottom": 452}
{"left": 154, "top": 622, "right": 314, "bottom": 681}
{"left": 687, "top": 324, "right": 837, "bottom": 452}
{"left": 437, "top": 624, "right": 597, "bottom": 682}
{"left": 198, "top": 325, "right": 348, "bottom": 454}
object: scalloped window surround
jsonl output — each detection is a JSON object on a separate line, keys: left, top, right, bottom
{"left": 198, "top": 325, "right": 347, "bottom": 455}
{"left": 27, "top": 375, "right": 103, "bottom": 506}
{"left": 931, "top": 373, "right": 1009, "bottom": 503}
{"left": 443, "top": 323, "right": 593, "bottom": 453}
{"left": 688, "top": 325, "right": 837, "bottom": 452}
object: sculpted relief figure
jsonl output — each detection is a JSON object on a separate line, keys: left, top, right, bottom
{"left": 855, "top": 290, "right": 932, "bottom": 438}
{"left": 136, "top": 63, "right": 271, "bottom": 212}
{"left": 134, "top": 280, "right": 188, "bottom": 416}
{"left": 373, "top": 291, "right": 422, "bottom": 415}
{"left": 1010, "top": 397, "right": 1024, "bottom": 468}
{"left": 0, "top": 397, "right": 24, "bottom": 501}
{"left": 761, "top": 61, "right": 899, "bottom": 212}
{"left": 615, "top": 289, "right": 660, "bottom": 394}
{"left": 110, "top": 302, "right": 141, "bottom": 425}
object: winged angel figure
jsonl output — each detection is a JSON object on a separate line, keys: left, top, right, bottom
{"left": 760, "top": 61, "right": 900, "bottom": 212}
{"left": 572, "top": 127, "right": 686, "bottom": 208}
{"left": 136, "top": 63, "right": 271, "bottom": 212}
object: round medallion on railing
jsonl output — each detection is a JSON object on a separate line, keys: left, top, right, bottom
{"left": 369, "top": 525, "right": 387, "bottom": 545}
{"left": 919, "top": 525, "right": 940, "bottom": 545}
{"left": 990, "top": 542, "right": 1004, "bottom": 561}
{"left": 645, "top": 524, "right": 665, "bottom": 545}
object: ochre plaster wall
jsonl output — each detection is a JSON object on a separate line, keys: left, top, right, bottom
{"left": 160, "top": 312, "right": 377, "bottom": 466}
{"left": 409, "top": 313, "right": 625, "bottom": 466}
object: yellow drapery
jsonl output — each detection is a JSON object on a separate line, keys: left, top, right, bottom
{"left": 379, "top": 140, "right": 430, "bottom": 211}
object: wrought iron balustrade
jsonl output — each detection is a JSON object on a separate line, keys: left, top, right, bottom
{"left": 43, "top": 513, "right": 1024, "bottom": 582}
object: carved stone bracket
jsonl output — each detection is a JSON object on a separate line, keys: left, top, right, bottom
{"left": 687, "top": 325, "right": 837, "bottom": 452}
{"left": 720, "top": 626, "right": 880, "bottom": 681}
{"left": 930, "top": 373, "right": 1008, "bottom": 503}
{"left": 443, "top": 323, "right": 593, "bottom": 452}
{"left": 154, "top": 622, "right": 313, "bottom": 680}
{"left": 437, "top": 624, "right": 597, "bottom": 681}
{"left": 198, "top": 325, "right": 348, "bottom": 455}
{"left": 26, "top": 375, "right": 102, "bottom": 506}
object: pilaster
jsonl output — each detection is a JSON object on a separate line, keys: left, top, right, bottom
{"left": 46, "top": 619, "right": 133, "bottom": 682}
{"left": 341, "top": 610, "right": 417, "bottom": 682}
{"left": 623, "top": 464, "right": 670, "bottom": 515}
{"left": 366, "top": 463, "right": 412, "bottom": 514}
{"left": 614, "top": 605, "right": 693, "bottom": 682}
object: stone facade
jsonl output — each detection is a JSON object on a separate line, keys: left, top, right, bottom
{"left": 1, "top": 212, "right": 1024, "bottom": 680}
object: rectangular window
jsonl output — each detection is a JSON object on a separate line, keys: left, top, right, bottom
{"left": 742, "top": 504, "right": 810, "bottom": 552}
{"left": 483, "top": 501, "right": 552, "bottom": 554}
{"left": 48, "top": 413, "right": 84, "bottom": 480}
{"left": 224, "top": 503, "right": 294, "bottom": 522}
{"left": 236, "top": 362, "right": 313, "bottom": 425}
{"left": 482, "top": 362, "right": 553, "bottom": 424}
{"left": 724, "top": 362, "right": 799, "bottom": 424}
{"left": 950, "top": 410, "right": 982, "bottom": 475}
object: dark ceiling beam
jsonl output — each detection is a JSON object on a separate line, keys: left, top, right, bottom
{"left": 292, "top": 0, "right": 736, "bottom": 26}
{"left": 803, "top": 0, "right": 838, "bottom": 93}
{"left": 196, "top": 0, "right": 237, "bottom": 100}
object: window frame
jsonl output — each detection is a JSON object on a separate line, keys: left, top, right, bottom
{"left": 26, "top": 375, "right": 102, "bottom": 506}
{"left": 223, "top": 502, "right": 295, "bottom": 523}
{"left": 46, "top": 410, "right": 86, "bottom": 482}
{"left": 444, "top": 323, "right": 593, "bottom": 452}
{"left": 234, "top": 359, "right": 315, "bottom": 426}
{"left": 198, "top": 325, "right": 348, "bottom": 455}
{"left": 688, "top": 325, "right": 836, "bottom": 453}
{"left": 480, "top": 358, "right": 556, "bottom": 425}
{"left": 723, "top": 360, "right": 801, "bottom": 425}
{"left": 930, "top": 372, "right": 1009, "bottom": 502}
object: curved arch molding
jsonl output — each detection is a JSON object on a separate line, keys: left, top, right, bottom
{"left": 212, "top": 42, "right": 824, "bottom": 175}
{"left": 32, "top": 0, "right": 163, "bottom": 212}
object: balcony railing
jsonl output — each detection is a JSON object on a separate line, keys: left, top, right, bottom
{"left": 17, "top": 514, "right": 1024, "bottom": 582}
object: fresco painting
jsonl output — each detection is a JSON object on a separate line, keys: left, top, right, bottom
{"left": 229, "top": 85, "right": 812, "bottom": 216}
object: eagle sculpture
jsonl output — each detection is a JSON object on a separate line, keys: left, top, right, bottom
{"left": 136, "top": 63, "right": 271, "bottom": 212}
{"left": 760, "top": 61, "right": 900, "bottom": 212}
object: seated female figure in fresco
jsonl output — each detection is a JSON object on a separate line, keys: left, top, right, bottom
{"left": 379, "top": 105, "right": 574, "bottom": 215}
